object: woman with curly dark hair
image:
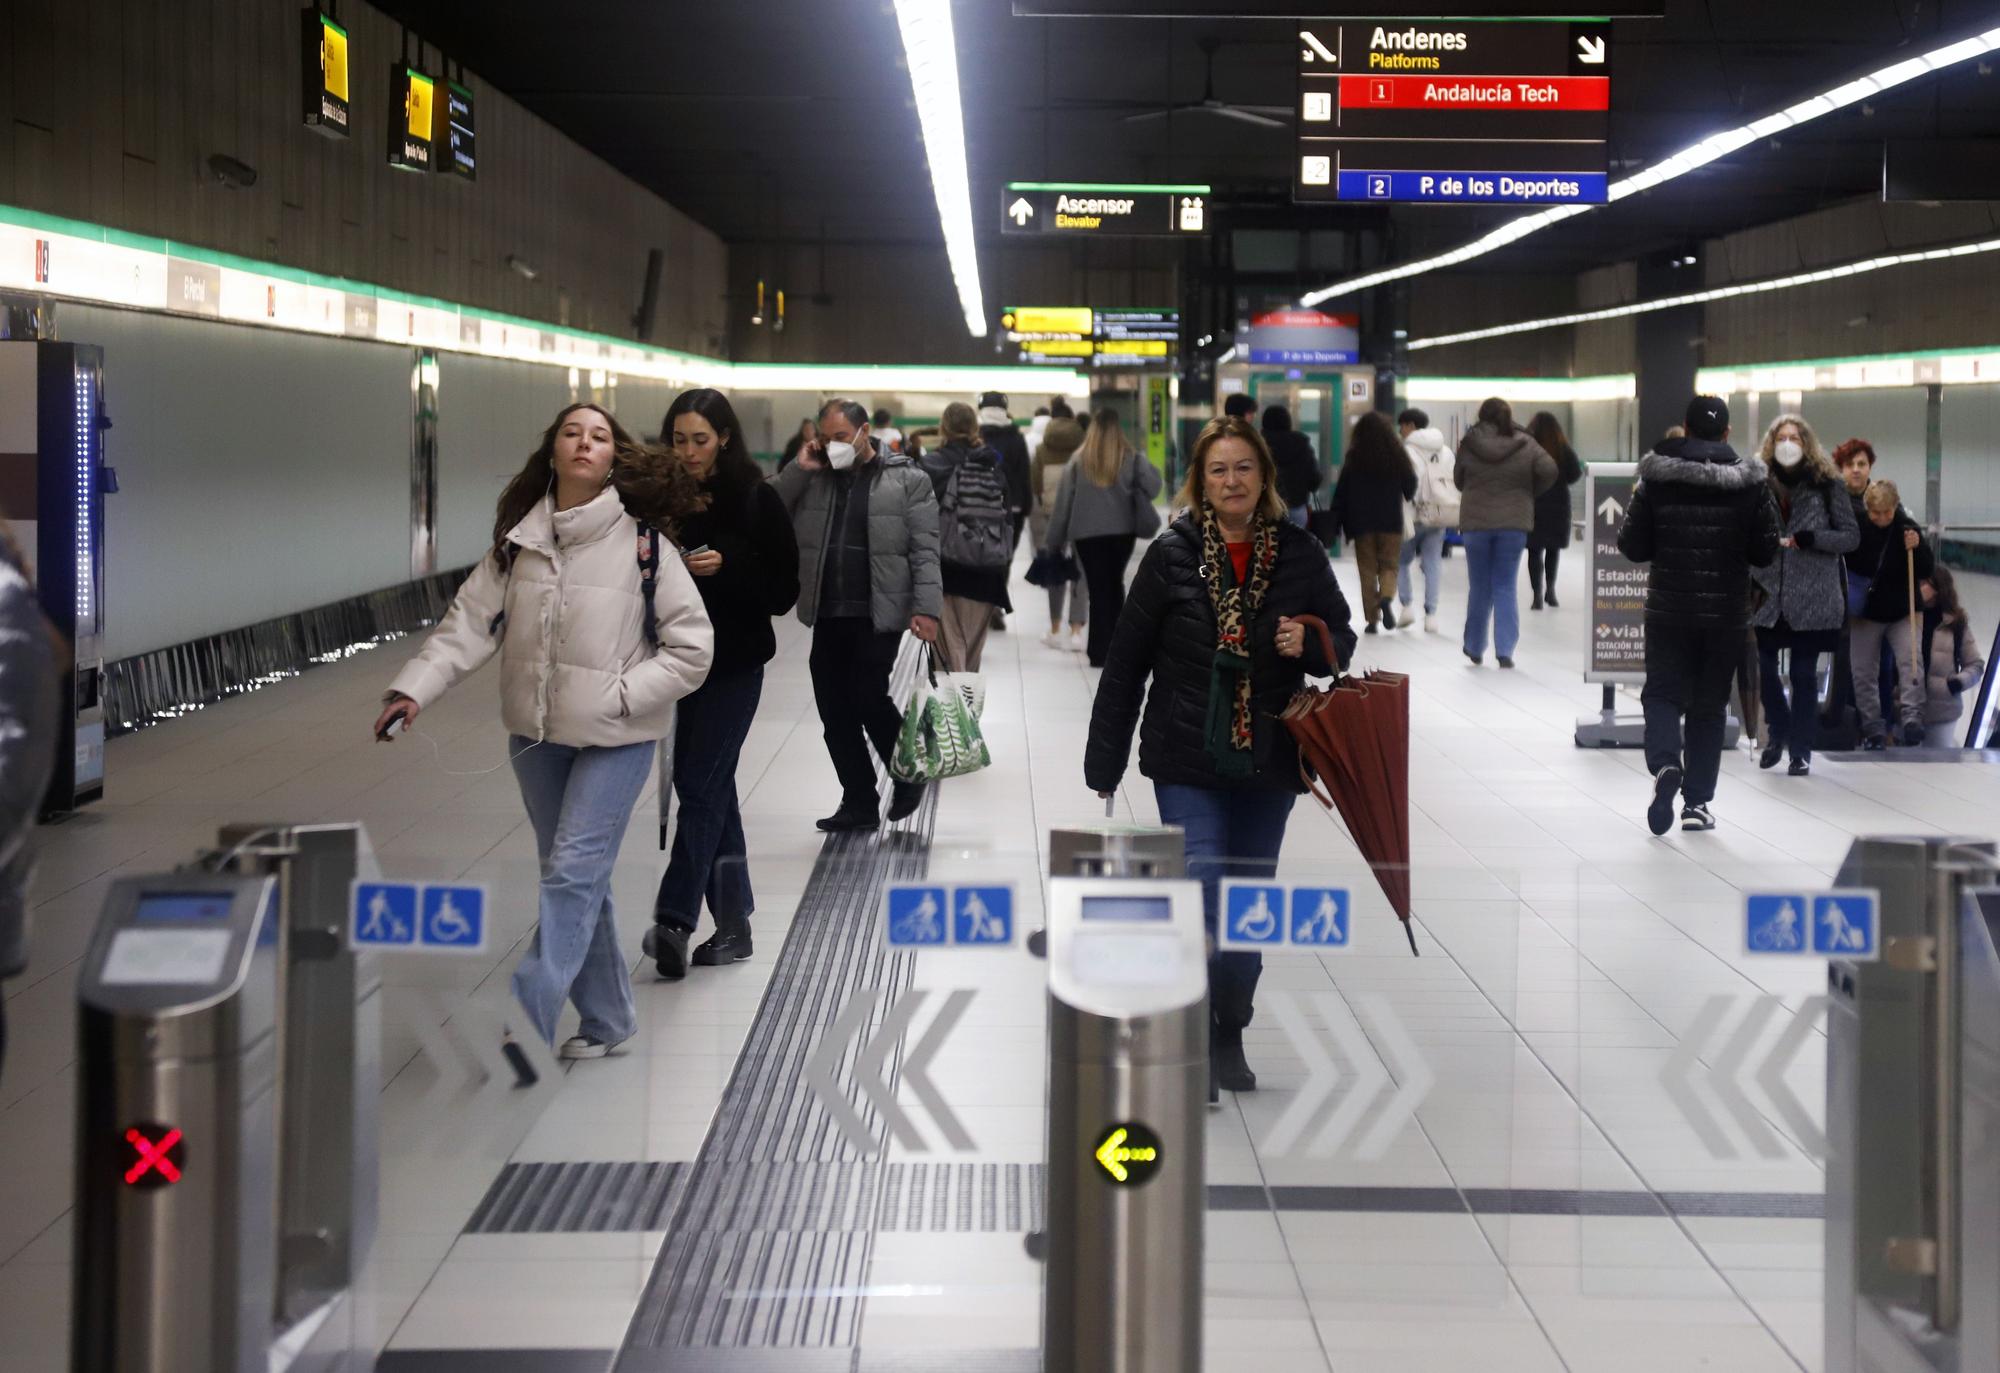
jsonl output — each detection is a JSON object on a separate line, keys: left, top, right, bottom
{"left": 373, "top": 402, "right": 714, "bottom": 1059}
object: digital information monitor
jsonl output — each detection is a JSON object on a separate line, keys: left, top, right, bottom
{"left": 1295, "top": 19, "right": 1610, "bottom": 205}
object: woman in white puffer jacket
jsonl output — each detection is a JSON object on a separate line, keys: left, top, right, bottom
{"left": 375, "top": 403, "right": 713, "bottom": 1059}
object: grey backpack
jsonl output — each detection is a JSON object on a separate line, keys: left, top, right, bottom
{"left": 940, "top": 449, "right": 1013, "bottom": 571}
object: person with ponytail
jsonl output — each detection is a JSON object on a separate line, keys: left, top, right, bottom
{"left": 373, "top": 403, "right": 713, "bottom": 1059}
{"left": 1748, "top": 415, "right": 1857, "bottom": 775}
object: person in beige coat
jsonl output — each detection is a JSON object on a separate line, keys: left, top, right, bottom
{"left": 375, "top": 403, "right": 714, "bottom": 1059}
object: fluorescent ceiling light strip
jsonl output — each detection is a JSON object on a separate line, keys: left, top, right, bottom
{"left": 894, "top": 0, "right": 986, "bottom": 337}
{"left": 1301, "top": 23, "right": 2000, "bottom": 307}
{"left": 1408, "top": 234, "right": 2000, "bottom": 351}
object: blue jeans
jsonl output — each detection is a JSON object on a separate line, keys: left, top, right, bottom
{"left": 1461, "top": 529, "right": 1527, "bottom": 659}
{"left": 1287, "top": 505, "right": 1310, "bottom": 530}
{"left": 1154, "top": 782, "right": 1297, "bottom": 1030}
{"left": 509, "top": 735, "right": 654, "bottom": 1046}
{"left": 654, "top": 667, "right": 762, "bottom": 933}
{"left": 1398, "top": 525, "right": 1446, "bottom": 615}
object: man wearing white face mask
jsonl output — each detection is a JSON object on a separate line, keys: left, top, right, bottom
{"left": 774, "top": 398, "right": 943, "bottom": 831}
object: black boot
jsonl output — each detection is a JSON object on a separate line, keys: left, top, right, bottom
{"left": 886, "top": 778, "right": 927, "bottom": 823}
{"left": 817, "top": 799, "right": 878, "bottom": 832}
{"left": 1212, "top": 1022, "right": 1257, "bottom": 1093}
{"left": 692, "top": 916, "right": 753, "bottom": 966}
{"left": 643, "top": 923, "right": 691, "bottom": 980}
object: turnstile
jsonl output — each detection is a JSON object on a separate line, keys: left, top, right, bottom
{"left": 1825, "top": 835, "right": 1999, "bottom": 1373}
{"left": 73, "top": 823, "right": 381, "bottom": 1373}
{"left": 1042, "top": 821, "right": 1203, "bottom": 1373}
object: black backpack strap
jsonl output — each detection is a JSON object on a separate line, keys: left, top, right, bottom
{"left": 638, "top": 523, "right": 661, "bottom": 650}
{"left": 487, "top": 544, "right": 519, "bottom": 637}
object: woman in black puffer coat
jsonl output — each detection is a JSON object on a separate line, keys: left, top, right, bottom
{"left": 1085, "top": 416, "right": 1356, "bottom": 1102}
{"left": 1525, "top": 412, "right": 1585, "bottom": 610}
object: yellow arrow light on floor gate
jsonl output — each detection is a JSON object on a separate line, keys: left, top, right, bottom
{"left": 1094, "top": 1123, "right": 1162, "bottom": 1185}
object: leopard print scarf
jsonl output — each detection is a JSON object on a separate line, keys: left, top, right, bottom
{"left": 1199, "top": 501, "right": 1278, "bottom": 773}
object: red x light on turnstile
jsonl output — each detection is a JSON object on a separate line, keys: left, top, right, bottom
{"left": 122, "top": 1124, "right": 185, "bottom": 1188}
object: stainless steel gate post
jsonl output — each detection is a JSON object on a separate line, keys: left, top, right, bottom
{"left": 1043, "top": 825, "right": 1202, "bottom": 1373}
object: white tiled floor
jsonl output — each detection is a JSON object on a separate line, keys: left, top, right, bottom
{"left": 2, "top": 550, "right": 1995, "bottom": 1371}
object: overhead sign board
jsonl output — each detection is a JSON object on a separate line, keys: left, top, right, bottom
{"left": 1001, "top": 183, "right": 1210, "bottom": 238}
{"left": 300, "top": 8, "right": 350, "bottom": 139}
{"left": 387, "top": 65, "right": 436, "bottom": 173}
{"left": 1004, "top": 306, "right": 1180, "bottom": 369}
{"left": 442, "top": 82, "right": 476, "bottom": 180}
{"left": 1015, "top": 2, "right": 1663, "bottom": 15}
{"left": 1583, "top": 464, "right": 1644, "bottom": 684}
{"left": 1295, "top": 20, "right": 1611, "bottom": 205}
{"left": 1240, "top": 308, "right": 1360, "bottom": 365}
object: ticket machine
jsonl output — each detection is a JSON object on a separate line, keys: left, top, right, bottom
{"left": 1043, "top": 874, "right": 1207, "bottom": 1373}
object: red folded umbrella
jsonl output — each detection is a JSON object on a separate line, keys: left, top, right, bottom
{"left": 1279, "top": 618, "right": 1415, "bottom": 955}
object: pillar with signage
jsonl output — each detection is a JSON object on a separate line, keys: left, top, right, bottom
{"left": 1576, "top": 463, "right": 1646, "bottom": 747}
{"left": 1144, "top": 374, "right": 1170, "bottom": 489}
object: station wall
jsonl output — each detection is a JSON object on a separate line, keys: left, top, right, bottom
{"left": 1, "top": 0, "right": 729, "bottom": 355}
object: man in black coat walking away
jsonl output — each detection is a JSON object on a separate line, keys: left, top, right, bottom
{"left": 1617, "top": 396, "right": 1781, "bottom": 835}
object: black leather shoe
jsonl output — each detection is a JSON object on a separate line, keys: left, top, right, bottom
{"left": 1903, "top": 722, "right": 1927, "bottom": 747}
{"left": 1380, "top": 602, "right": 1397, "bottom": 631}
{"left": 886, "top": 779, "right": 926, "bottom": 823}
{"left": 1530, "top": 594, "right": 1544, "bottom": 611}
{"left": 1497, "top": 656, "right": 1515, "bottom": 669}
{"left": 1545, "top": 591, "right": 1559, "bottom": 608}
{"left": 692, "top": 923, "right": 753, "bottom": 966}
{"left": 1787, "top": 756, "right": 1811, "bottom": 776}
{"left": 1212, "top": 1035, "right": 1257, "bottom": 1093}
{"left": 1759, "top": 742, "right": 1784, "bottom": 770}
{"left": 643, "top": 923, "right": 690, "bottom": 980}
{"left": 1862, "top": 734, "right": 1888, "bottom": 752}
{"left": 816, "top": 805, "right": 878, "bottom": 832}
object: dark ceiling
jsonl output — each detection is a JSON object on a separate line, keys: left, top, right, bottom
{"left": 377, "top": 1, "right": 2000, "bottom": 284}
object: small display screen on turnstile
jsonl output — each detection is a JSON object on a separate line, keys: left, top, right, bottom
{"left": 1080, "top": 895, "right": 1171, "bottom": 922}
{"left": 133, "top": 892, "right": 235, "bottom": 922}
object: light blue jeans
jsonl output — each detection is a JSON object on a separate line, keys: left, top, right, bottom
{"left": 1397, "top": 525, "right": 1446, "bottom": 615}
{"left": 509, "top": 735, "right": 654, "bottom": 1046}
{"left": 1461, "top": 529, "right": 1528, "bottom": 660}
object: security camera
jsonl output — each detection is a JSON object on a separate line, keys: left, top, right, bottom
{"left": 207, "top": 154, "right": 258, "bottom": 189}
{"left": 504, "top": 254, "right": 539, "bottom": 281}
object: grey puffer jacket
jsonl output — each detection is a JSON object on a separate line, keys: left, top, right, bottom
{"left": 0, "top": 550, "right": 59, "bottom": 981}
{"left": 1749, "top": 472, "right": 1860, "bottom": 633}
{"left": 773, "top": 449, "right": 943, "bottom": 632}
{"left": 1454, "top": 422, "right": 1558, "bottom": 532}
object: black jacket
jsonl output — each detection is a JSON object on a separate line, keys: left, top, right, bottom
{"left": 1853, "top": 505, "right": 1935, "bottom": 623}
{"left": 979, "top": 422, "right": 1033, "bottom": 519}
{"left": 1331, "top": 458, "right": 1418, "bottom": 540}
{"left": 1531, "top": 442, "right": 1585, "bottom": 550}
{"left": 1085, "top": 515, "right": 1357, "bottom": 794}
{"left": 676, "top": 469, "right": 800, "bottom": 674}
{"left": 1616, "top": 437, "right": 1781, "bottom": 628}
{"left": 1267, "top": 429, "right": 1322, "bottom": 510}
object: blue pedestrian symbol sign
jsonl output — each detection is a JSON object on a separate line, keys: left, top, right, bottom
{"left": 422, "top": 885, "right": 486, "bottom": 952}
{"left": 887, "top": 886, "right": 949, "bottom": 946}
{"left": 352, "top": 883, "right": 417, "bottom": 948}
{"left": 1745, "top": 894, "right": 1808, "bottom": 954}
{"left": 954, "top": 887, "right": 1013, "bottom": 946}
{"left": 1223, "top": 884, "right": 1285, "bottom": 947}
{"left": 351, "top": 880, "right": 488, "bottom": 954}
{"left": 1289, "top": 888, "right": 1349, "bottom": 947}
{"left": 1812, "top": 891, "right": 1878, "bottom": 960}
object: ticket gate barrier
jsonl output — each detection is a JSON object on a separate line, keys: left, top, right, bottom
{"left": 73, "top": 823, "right": 381, "bottom": 1373}
{"left": 1042, "top": 820, "right": 1203, "bottom": 1373}
{"left": 1824, "top": 835, "right": 1999, "bottom": 1373}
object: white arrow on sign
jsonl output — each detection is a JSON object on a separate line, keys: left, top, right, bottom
{"left": 1008, "top": 197, "right": 1035, "bottom": 227}
{"left": 1577, "top": 34, "right": 1607, "bottom": 65}
{"left": 1300, "top": 30, "right": 1336, "bottom": 64}
{"left": 1598, "top": 495, "right": 1625, "bottom": 522}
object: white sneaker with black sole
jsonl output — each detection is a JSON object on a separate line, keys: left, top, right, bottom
{"left": 558, "top": 1034, "right": 623, "bottom": 1060}
{"left": 1647, "top": 765, "right": 1682, "bottom": 836}
{"left": 1680, "top": 803, "right": 1716, "bottom": 832}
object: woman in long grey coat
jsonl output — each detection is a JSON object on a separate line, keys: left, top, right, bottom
{"left": 1749, "top": 415, "right": 1858, "bottom": 775}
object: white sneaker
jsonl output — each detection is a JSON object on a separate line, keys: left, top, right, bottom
{"left": 1423, "top": 614, "right": 1441, "bottom": 634}
{"left": 1040, "top": 631, "right": 1063, "bottom": 649}
{"left": 1068, "top": 632, "right": 1087, "bottom": 653}
{"left": 558, "top": 1034, "right": 623, "bottom": 1060}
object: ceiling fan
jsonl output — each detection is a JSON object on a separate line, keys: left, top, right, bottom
{"left": 1060, "top": 37, "right": 1291, "bottom": 130}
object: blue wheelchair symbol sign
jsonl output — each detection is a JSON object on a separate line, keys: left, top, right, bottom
{"left": 1745, "top": 894, "right": 1808, "bottom": 954}
{"left": 1223, "top": 884, "right": 1285, "bottom": 947}
{"left": 421, "top": 885, "right": 486, "bottom": 952}
{"left": 954, "top": 887, "right": 1013, "bottom": 946}
{"left": 352, "top": 882, "right": 417, "bottom": 948}
{"left": 1812, "top": 891, "right": 1878, "bottom": 960}
{"left": 887, "top": 886, "right": 949, "bottom": 946}
{"left": 1289, "top": 888, "right": 1350, "bottom": 947}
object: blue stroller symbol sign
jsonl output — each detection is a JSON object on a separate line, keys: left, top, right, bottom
{"left": 954, "top": 887, "right": 1013, "bottom": 945}
{"left": 1289, "top": 888, "right": 1350, "bottom": 947}
{"left": 1223, "top": 885, "right": 1285, "bottom": 946}
{"left": 1745, "top": 894, "right": 1808, "bottom": 954}
{"left": 353, "top": 883, "right": 417, "bottom": 947}
{"left": 887, "top": 886, "right": 948, "bottom": 945}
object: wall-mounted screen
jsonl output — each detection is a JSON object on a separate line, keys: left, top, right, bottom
{"left": 301, "top": 8, "right": 350, "bottom": 138}
{"left": 443, "top": 82, "right": 476, "bottom": 180}
{"left": 387, "top": 65, "right": 436, "bottom": 172}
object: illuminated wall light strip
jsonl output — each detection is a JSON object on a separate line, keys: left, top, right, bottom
{"left": 1406, "top": 234, "right": 2000, "bottom": 352}
{"left": 893, "top": 0, "right": 987, "bottom": 338}
{"left": 74, "top": 372, "right": 93, "bottom": 622}
{"left": 1300, "top": 23, "right": 2000, "bottom": 308}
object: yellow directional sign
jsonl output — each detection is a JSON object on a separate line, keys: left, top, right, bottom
{"left": 1094, "top": 1122, "right": 1162, "bottom": 1185}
